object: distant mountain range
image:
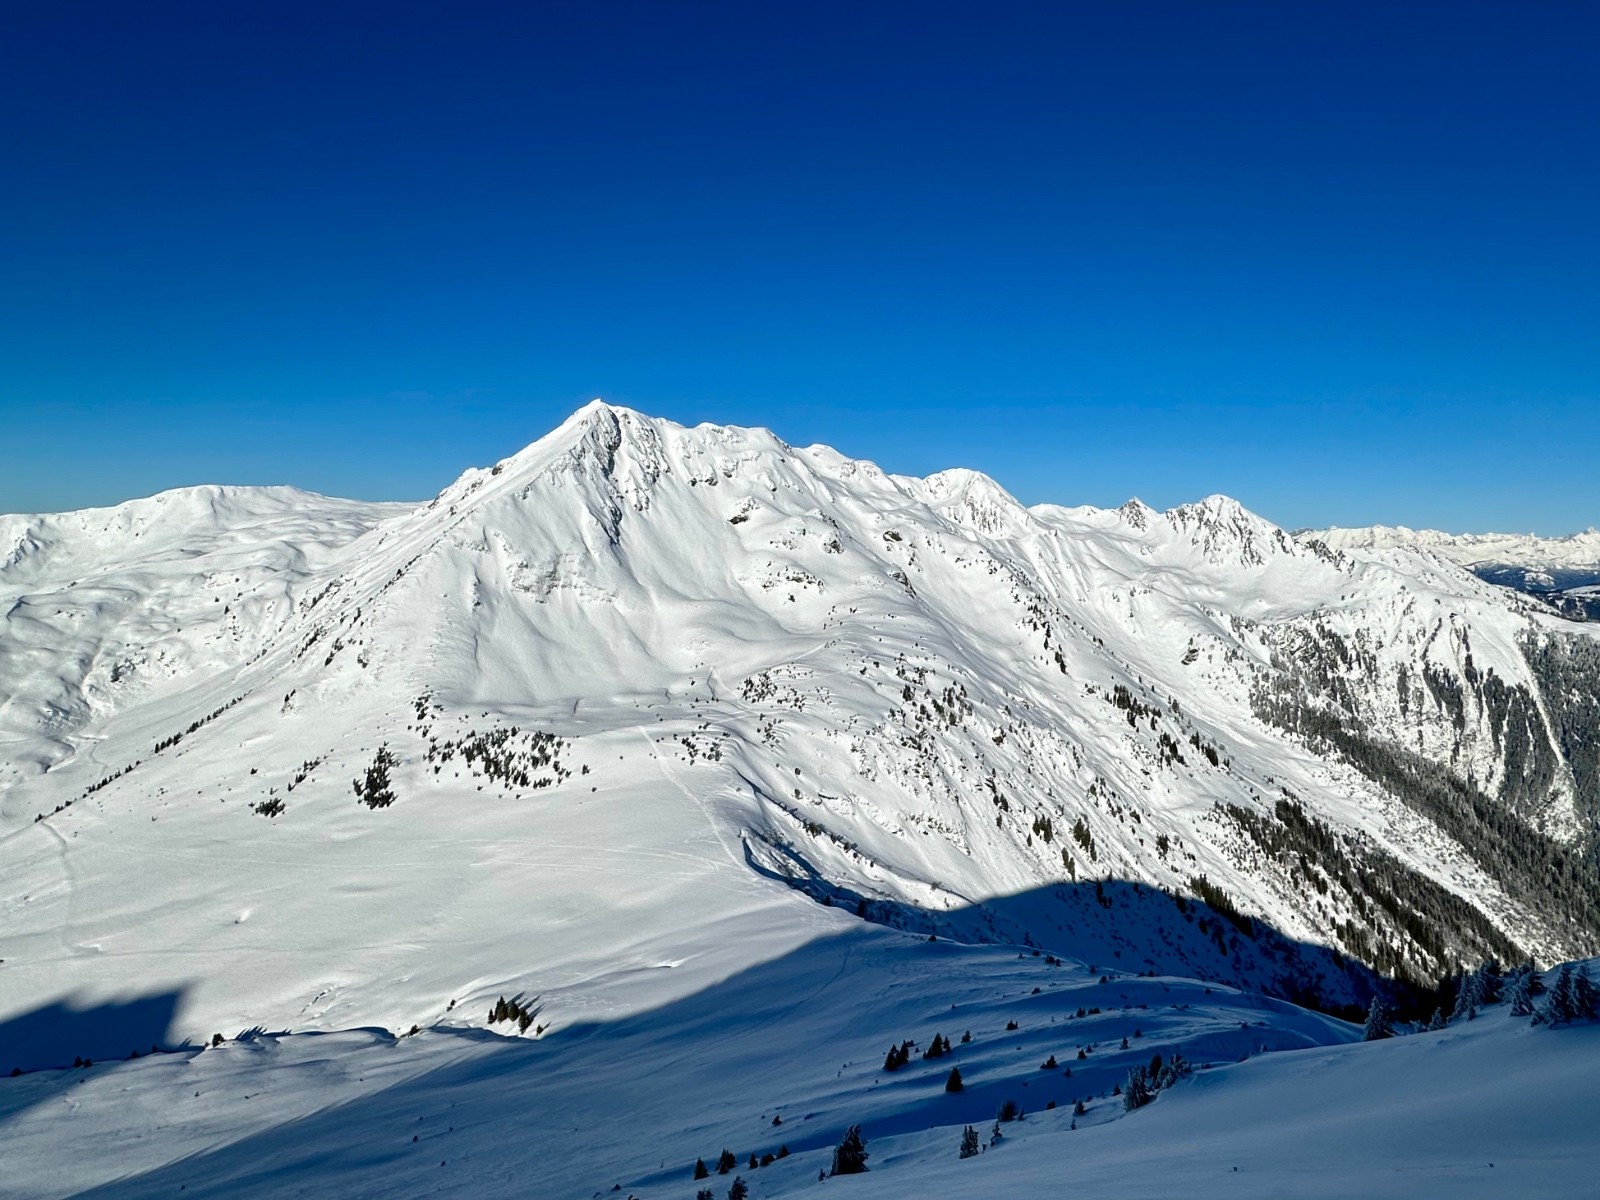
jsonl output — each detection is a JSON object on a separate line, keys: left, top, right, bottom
{"left": 1316, "top": 524, "right": 1600, "bottom": 620}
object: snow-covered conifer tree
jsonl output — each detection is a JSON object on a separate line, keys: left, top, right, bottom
{"left": 1362, "top": 996, "right": 1393, "bottom": 1041}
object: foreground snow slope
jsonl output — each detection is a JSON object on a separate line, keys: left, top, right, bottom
{"left": 1, "top": 931, "right": 1592, "bottom": 1199}
{"left": 3, "top": 404, "right": 1598, "bottom": 1066}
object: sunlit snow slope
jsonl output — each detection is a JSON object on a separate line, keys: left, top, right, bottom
{"left": 2, "top": 404, "right": 1597, "bottom": 1066}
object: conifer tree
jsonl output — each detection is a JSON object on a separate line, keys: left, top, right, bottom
{"left": 1571, "top": 963, "right": 1598, "bottom": 1020}
{"left": 717, "top": 1149, "right": 737, "bottom": 1175}
{"left": 1535, "top": 964, "right": 1575, "bottom": 1026}
{"left": 959, "top": 1125, "right": 981, "bottom": 1159}
{"left": 1154, "top": 1052, "right": 1192, "bottom": 1089}
{"left": 1507, "top": 969, "right": 1535, "bottom": 1017}
{"left": 1476, "top": 960, "right": 1504, "bottom": 1005}
{"left": 728, "top": 1176, "right": 748, "bottom": 1200}
{"left": 694, "top": 1158, "right": 709, "bottom": 1180}
{"left": 830, "top": 1125, "right": 869, "bottom": 1175}
{"left": 945, "top": 1066, "right": 964, "bottom": 1092}
{"left": 1362, "top": 995, "right": 1393, "bottom": 1041}
{"left": 1451, "top": 969, "right": 1482, "bottom": 1023}
{"left": 1123, "top": 1064, "right": 1153, "bottom": 1111}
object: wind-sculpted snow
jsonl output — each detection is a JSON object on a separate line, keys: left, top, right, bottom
{"left": 1, "top": 402, "right": 1597, "bottom": 1066}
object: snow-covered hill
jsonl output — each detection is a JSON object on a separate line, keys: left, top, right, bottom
{"left": 2, "top": 403, "right": 1598, "bottom": 1074}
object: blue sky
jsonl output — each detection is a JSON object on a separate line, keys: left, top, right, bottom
{"left": 3, "top": 1, "right": 1596, "bottom": 532}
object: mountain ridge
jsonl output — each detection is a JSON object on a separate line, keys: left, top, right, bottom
{"left": 2, "top": 403, "right": 1596, "bottom": 1062}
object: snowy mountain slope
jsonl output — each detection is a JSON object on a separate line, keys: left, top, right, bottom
{"left": 2, "top": 404, "right": 1598, "bottom": 1070}
{"left": 1317, "top": 523, "right": 1600, "bottom": 619}
{"left": 1, "top": 929, "right": 1593, "bottom": 1199}
{"left": 0, "top": 485, "right": 409, "bottom": 784}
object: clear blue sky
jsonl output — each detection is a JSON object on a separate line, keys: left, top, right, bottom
{"left": 3, "top": 1, "right": 1596, "bottom": 532}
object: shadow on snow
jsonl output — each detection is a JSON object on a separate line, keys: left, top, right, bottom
{"left": 0, "top": 879, "right": 1423, "bottom": 1198}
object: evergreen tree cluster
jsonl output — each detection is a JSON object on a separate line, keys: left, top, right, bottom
{"left": 1399, "top": 957, "right": 1600, "bottom": 1032}
{"left": 1122, "top": 1052, "right": 1192, "bottom": 1112}
{"left": 352, "top": 745, "right": 398, "bottom": 809}
{"left": 695, "top": 1144, "right": 788, "bottom": 1182}
{"left": 1507, "top": 961, "right": 1544, "bottom": 1016}
{"left": 1521, "top": 634, "right": 1600, "bottom": 834}
{"left": 1532, "top": 962, "right": 1599, "bottom": 1027}
{"left": 1220, "top": 796, "right": 1525, "bottom": 991}
{"left": 1449, "top": 959, "right": 1504, "bottom": 1022}
{"left": 424, "top": 725, "right": 569, "bottom": 791}
{"left": 151, "top": 695, "right": 245, "bottom": 756}
{"left": 487, "top": 994, "right": 540, "bottom": 1034}
{"left": 1186, "top": 875, "right": 1252, "bottom": 935}
{"left": 1253, "top": 657, "right": 1600, "bottom": 964}
{"left": 882, "top": 1040, "right": 913, "bottom": 1071}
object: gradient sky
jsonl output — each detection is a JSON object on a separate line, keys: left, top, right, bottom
{"left": 3, "top": 1, "right": 1596, "bottom": 532}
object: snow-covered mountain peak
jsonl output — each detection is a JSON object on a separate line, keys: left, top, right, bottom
{"left": 1116, "top": 496, "right": 1155, "bottom": 529}
{"left": 917, "top": 468, "right": 1029, "bottom": 536}
{"left": 1164, "top": 494, "right": 1290, "bottom": 567}
{"left": 4, "top": 401, "right": 1599, "bottom": 1089}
